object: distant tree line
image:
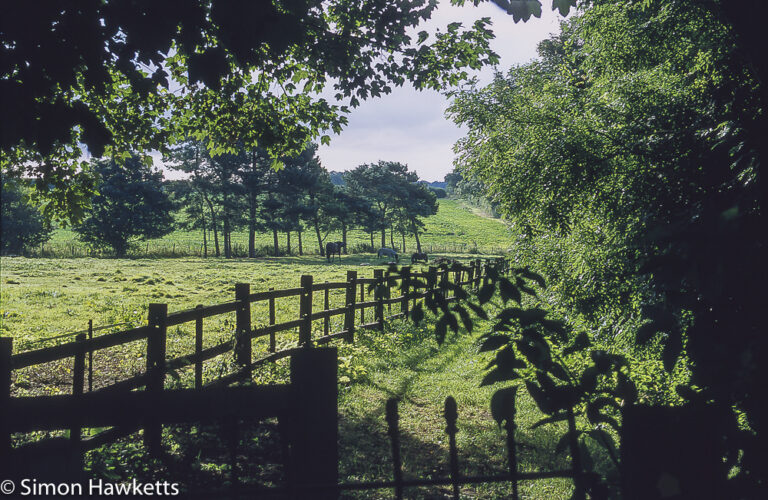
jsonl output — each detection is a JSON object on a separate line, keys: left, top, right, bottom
{"left": 1, "top": 143, "right": 438, "bottom": 258}
{"left": 163, "top": 141, "right": 437, "bottom": 258}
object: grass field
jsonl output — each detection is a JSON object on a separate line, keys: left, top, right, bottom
{"left": 39, "top": 199, "right": 513, "bottom": 257}
{"left": 0, "top": 198, "right": 611, "bottom": 498}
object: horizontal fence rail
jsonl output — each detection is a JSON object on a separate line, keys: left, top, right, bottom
{"left": 1, "top": 258, "right": 512, "bottom": 496}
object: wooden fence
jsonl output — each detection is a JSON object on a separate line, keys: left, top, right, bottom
{"left": 0, "top": 260, "right": 501, "bottom": 483}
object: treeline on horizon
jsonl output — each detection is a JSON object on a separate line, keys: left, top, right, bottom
{"left": 1, "top": 141, "right": 447, "bottom": 258}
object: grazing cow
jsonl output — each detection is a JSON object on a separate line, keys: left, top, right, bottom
{"left": 326, "top": 241, "right": 345, "bottom": 262}
{"left": 411, "top": 252, "right": 428, "bottom": 264}
{"left": 377, "top": 247, "right": 399, "bottom": 262}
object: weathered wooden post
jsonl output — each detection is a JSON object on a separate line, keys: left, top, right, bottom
{"left": 401, "top": 266, "right": 411, "bottom": 317}
{"left": 344, "top": 271, "right": 357, "bottom": 343}
{"left": 299, "top": 275, "right": 314, "bottom": 346}
{"left": 374, "top": 269, "right": 385, "bottom": 331}
{"left": 359, "top": 281, "right": 366, "bottom": 323}
{"left": 0, "top": 338, "right": 12, "bottom": 473}
{"left": 145, "top": 303, "right": 167, "bottom": 457}
{"left": 195, "top": 304, "right": 203, "bottom": 390}
{"left": 268, "top": 287, "right": 276, "bottom": 352}
{"left": 323, "top": 283, "right": 330, "bottom": 337}
{"left": 234, "top": 283, "right": 252, "bottom": 372}
{"left": 427, "top": 266, "right": 437, "bottom": 289}
{"left": 290, "top": 348, "right": 338, "bottom": 499}
{"left": 72, "top": 333, "right": 86, "bottom": 467}
{"left": 87, "top": 319, "right": 93, "bottom": 392}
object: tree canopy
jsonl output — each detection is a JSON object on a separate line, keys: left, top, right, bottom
{"left": 1, "top": 0, "right": 499, "bottom": 220}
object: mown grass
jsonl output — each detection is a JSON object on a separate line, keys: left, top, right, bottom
{"left": 38, "top": 199, "right": 513, "bottom": 257}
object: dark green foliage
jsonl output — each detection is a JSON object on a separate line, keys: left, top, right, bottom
{"left": 74, "top": 156, "right": 174, "bottom": 257}
{"left": 2, "top": 1, "right": 499, "bottom": 220}
{"left": 0, "top": 177, "right": 51, "bottom": 254}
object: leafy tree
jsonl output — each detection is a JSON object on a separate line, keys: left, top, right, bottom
{"left": 1, "top": 1, "right": 498, "bottom": 219}
{"left": 74, "top": 156, "right": 174, "bottom": 257}
{"left": 344, "top": 161, "right": 419, "bottom": 248}
{"left": 394, "top": 182, "right": 438, "bottom": 253}
{"left": 0, "top": 176, "right": 51, "bottom": 254}
{"left": 450, "top": 0, "right": 768, "bottom": 495}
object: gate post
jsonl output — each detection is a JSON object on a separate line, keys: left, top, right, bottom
{"left": 145, "top": 303, "right": 167, "bottom": 457}
{"left": 290, "top": 347, "right": 338, "bottom": 498}
{"left": 0, "top": 338, "right": 11, "bottom": 474}
{"left": 234, "top": 283, "right": 252, "bottom": 370}
{"left": 344, "top": 271, "right": 357, "bottom": 343}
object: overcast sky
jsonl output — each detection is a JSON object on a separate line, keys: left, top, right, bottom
{"left": 316, "top": 1, "right": 565, "bottom": 182}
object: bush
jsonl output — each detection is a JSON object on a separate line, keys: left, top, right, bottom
{"left": 1, "top": 177, "right": 51, "bottom": 254}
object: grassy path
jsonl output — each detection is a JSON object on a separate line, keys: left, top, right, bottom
{"left": 337, "top": 321, "right": 574, "bottom": 499}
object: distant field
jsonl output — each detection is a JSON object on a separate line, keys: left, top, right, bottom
{"left": 41, "top": 199, "right": 513, "bottom": 257}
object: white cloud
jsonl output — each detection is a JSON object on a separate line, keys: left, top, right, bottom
{"left": 317, "top": 0, "right": 565, "bottom": 182}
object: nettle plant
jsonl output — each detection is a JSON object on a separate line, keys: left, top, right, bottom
{"left": 389, "top": 259, "right": 637, "bottom": 498}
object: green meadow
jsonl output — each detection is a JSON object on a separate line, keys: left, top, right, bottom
{"left": 40, "top": 199, "right": 513, "bottom": 257}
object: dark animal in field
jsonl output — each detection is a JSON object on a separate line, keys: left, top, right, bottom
{"left": 411, "top": 252, "right": 428, "bottom": 264}
{"left": 326, "top": 241, "right": 345, "bottom": 262}
{"left": 377, "top": 247, "right": 399, "bottom": 262}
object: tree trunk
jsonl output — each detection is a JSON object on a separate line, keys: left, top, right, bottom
{"left": 370, "top": 232, "right": 375, "bottom": 250}
{"left": 414, "top": 228, "right": 422, "bottom": 254}
{"left": 286, "top": 231, "right": 291, "bottom": 255}
{"left": 381, "top": 229, "right": 386, "bottom": 248}
{"left": 204, "top": 195, "right": 220, "bottom": 257}
{"left": 390, "top": 225, "right": 395, "bottom": 249}
{"left": 202, "top": 217, "right": 208, "bottom": 258}
{"left": 273, "top": 229, "right": 279, "bottom": 256}
{"left": 315, "top": 218, "right": 325, "bottom": 256}
{"left": 342, "top": 223, "right": 348, "bottom": 254}
{"left": 248, "top": 194, "right": 256, "bottom": 258}
{"left": 402, "top": 232, "right": 406, "bottom": 253}
{"left": 223, "top": 215, "right": 231, "bottom": 259}
{"left": 298, "top": 228, "right": 303, "bottom": 256}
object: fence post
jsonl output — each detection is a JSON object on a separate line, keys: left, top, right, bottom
{"left": 268, "top": 288, "right": 276, "bottom": 352}
{"left": 299, "top": 275, "right": 313, "bottom": 346}
{"left": 234, "top": 283, "right": 252, "bottom": 372}
{"left": 0, "top": 338, "right": 12, "bottom": 473}
{"left": 195, "top": 305, "right": 203, "bottom": 390}
{"left": 401, "top": 267, "right": 411, "bottom": 317}
{"left": 427, "top": 266, "right": 437, "bottom": 292}
{"left": 72, "top": 334, "right": 86, "bottom": 469}
{"left": 289, "top": 348, "right": 338, "bottom": 499}
{"left": 87, "top": 319, "right": 93, "bottom": 392}
{"left": 324, "top": 283, "right": 330, "bottom": 337}
{"left": 374, "top": 269, "right": 384, "bottom": 331}
{"left": 145, "top": 303, "right": 167, "bottom": 457}
{"left": 344, "top": 271, "right": 357, "bottom": 343}
{"left": 360, "top": 282, "right": 365, "bottom": 324}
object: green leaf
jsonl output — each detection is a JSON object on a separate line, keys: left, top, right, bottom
{"left": 551, "top": 0, "right": 576, "bottom": 17}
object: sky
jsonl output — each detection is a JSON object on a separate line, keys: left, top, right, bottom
{"left": 315, "top": 1, "right": 566, "bottom": 182}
